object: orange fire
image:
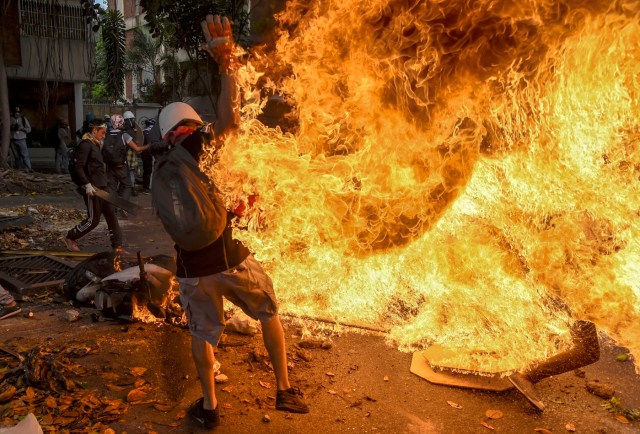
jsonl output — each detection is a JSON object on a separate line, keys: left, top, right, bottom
{"left": 202, "top": 0, "right": 640, "bottom": 373}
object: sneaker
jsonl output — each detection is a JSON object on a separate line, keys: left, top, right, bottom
{"left": 187, "top": 398, "right": 220, "bottom": 429}
{"left": 276, "top": 387, "right": 309, "bottom": 414}
{"left": 142, "top": 189, "right": 151, "bottom": 195}
{"left": 508, "top": 372, "right": 545, "bottom": 411}
{"left": 64, "top": 238, "right": 81, "bottom": 252}
{"left": 0, "top": 304, "right": 21, "bottom": 320}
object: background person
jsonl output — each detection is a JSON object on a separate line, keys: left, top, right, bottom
{"left": 64, "top": 119, "right": 123, "bottom": 253}
{"left": 141, "top": 118, "right": 161, "bottom": 193}
{"left": 55, "top": 117, "right": 72, "bottom": 174}
{"left": 9, "top": 106, "right": 32, "bottom": 172}
{"left": 123, "top": 111, "right": 145, "bottom": 196}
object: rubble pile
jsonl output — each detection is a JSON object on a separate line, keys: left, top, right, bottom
{"left": 0, "top": 170, "right": 75, "bottom": 196}
{"left": 0, "top": 205, "right": 93, "bottom": 251}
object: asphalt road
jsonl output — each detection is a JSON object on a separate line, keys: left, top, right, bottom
{"left": 1, "top": 183, "right": 639, "bottom": 433}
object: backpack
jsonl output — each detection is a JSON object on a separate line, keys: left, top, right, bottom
{"left": 68, "top": 141, "right": 89, "bottom": 186}
{"left": 102, "top": 130, "right": 128, "bottom": 165}
{"left": 151, "top": 142, "right": 227, "bottom": 251}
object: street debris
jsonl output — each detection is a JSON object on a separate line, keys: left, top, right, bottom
{"left": 63, "top": 310, "right": 81, "bottom": 322}
{"left": 480, "top": 421, "right": 494, "bottom": 430}
{"left": 586, "top": 380, "right": 615, "bottom": 399}
{"left": 485, "top": 409, "right": 503, "bottom": 419}
{"left": 64, "top": 251, "right": 185, "bottom": 325}
{"left": 0, "top": 171, "right": 75, "bottom": 196}
{"left": 0, "top": 413, "right": 43, "bottom": 433}
{"left": 0, "top": 205, "right": 86, "bottom": 252}
{"left": 225, "top": 313, "right": 260, "bottom": 335}
{"left": 215, "top": 374, "right": 229, "bottom": 384}
{"left": 298, "top": 338, "right": 333, "bottom": 350}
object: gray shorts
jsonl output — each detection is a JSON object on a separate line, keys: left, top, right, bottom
{"left": 177, "top": 254, "right": 278, "bottom": 346}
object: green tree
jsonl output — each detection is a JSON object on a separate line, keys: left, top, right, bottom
{"left": 139, "top": 0, "right": 251, "bottom": 107}
{"left": 100, "top": 9, "right": 126, "bottom": 103}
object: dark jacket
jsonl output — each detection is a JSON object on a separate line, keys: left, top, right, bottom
{"left": 74, "top": 138, "right": 109, "bottom": 188}
{"left": 172, "top": 129, "right": 250, "bottom": 278}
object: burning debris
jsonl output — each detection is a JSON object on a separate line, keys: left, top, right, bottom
{"left": 64, "top": 251, "right": 185, "bottom": 324}
{"left": 195, "top": 0, "right": 640, "bottom": 374}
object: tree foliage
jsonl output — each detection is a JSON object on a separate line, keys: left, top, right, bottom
{"left": 100, "top": 10, "right": 126, "bottom": 102}
{"left": 139, "top": 0, "right": 251, "bottom": 57}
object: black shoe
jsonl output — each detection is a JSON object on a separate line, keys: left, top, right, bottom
{"left": 188, "top": 398, "right": 220, "bottom": 429}
{"left": 132, "top": 191, "right": 139, "bottom": 197}
{"left": 142, "top": 189, "right": 150, "bottom": 195}
{"left": 0, "top": 304, "right": 21, "bottom": 320}
{"left": 276, "top": 387, "right": 309, "bottom": 413}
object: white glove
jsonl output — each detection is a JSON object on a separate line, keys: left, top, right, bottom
{"left": 201, "top": 15, "right": 235, "bottom": 70}
{"left": 84, "top": 183, "right": 97, "bottom": 196}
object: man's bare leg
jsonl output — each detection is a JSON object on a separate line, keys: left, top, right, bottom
{"left": 261, "top": 315, "right": 291, "bottom": 390}
{"left": 191, "top": 335, "right": 218, "bottom": 410}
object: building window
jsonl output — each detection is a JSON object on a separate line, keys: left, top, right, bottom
{"left": 19, "top": 0, "right": 89, "bottom": 41}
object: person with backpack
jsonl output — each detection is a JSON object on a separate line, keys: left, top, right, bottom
{"left": 9, "top": 106, "right": 32, "bottom": 172}
{"left": 151, "top": 15, "right": 309, "bottom": 430}
{"left": 102, "top": 114, "right": 147, "bottom": 215}
{"left": 63, "top": 119, "right": 124, "bottom": 253}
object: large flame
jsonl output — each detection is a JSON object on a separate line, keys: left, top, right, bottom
{"left": 202, "top": 0, "right": 640, "bottom": 373}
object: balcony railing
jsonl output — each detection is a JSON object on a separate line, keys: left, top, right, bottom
{"left": 19, "top": 0, "right": 89, "bottom": 41}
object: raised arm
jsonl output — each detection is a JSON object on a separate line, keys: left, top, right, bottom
{"left": 201, "top": 15, "right": 241, "bottom": 139}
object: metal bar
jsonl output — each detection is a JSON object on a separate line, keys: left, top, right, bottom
{"left": 279, "top": 312, "right": 390, "bottom": 334}
{"left": 0, "top": 250, "right": 94, "bottom": 258}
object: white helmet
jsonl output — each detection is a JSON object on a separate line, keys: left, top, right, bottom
{"left": 159, "top": 102, "right": 203, "bottom": 137}
{"left": 123, "top": 110, "right": 135, "bottom": 120}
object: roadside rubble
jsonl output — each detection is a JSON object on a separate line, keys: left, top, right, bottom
{"left": 0, "top": 205, "right": 87, "bottom": 252}
{"left": 0, "top": 170, "right": 75, "bottom": 196}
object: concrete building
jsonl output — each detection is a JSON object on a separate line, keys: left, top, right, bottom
{"left": 2, "top": 0, "right": 98, "bottom": 149}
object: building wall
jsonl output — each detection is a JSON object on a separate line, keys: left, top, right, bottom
{"left": 6, "top": 36, "right": 95, "bottom": 83}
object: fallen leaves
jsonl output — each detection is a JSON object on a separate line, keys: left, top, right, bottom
{"left": 126, "top": 386, "right": 150, "bottom": 403}
{"left": 615, "top": 415, "right": 629, "bottom": 424}
{"left": 259, "top": 380, "right": 272, "bottom": 389}
{"left": 480, "top": 421, "right": 495, "bottom": 430}
{"left": 485, "top": 409, "right": 503, "bottom": 419}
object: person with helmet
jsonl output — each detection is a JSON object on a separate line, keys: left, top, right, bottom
{"left": 152, "top": 15, "right": 308, "bottom": 430}
{"left": 102, "top": 113, "right": 148, "bottom": 215}
{"left": 122, "top": 110, "right": 145, "bottom": 196}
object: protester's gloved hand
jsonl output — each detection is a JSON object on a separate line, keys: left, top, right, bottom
{"left": 201, "top": 15, "right": 236, "bottom": 72}
{"left": 84, "top": 183, "right": 97, "bottom": 196}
